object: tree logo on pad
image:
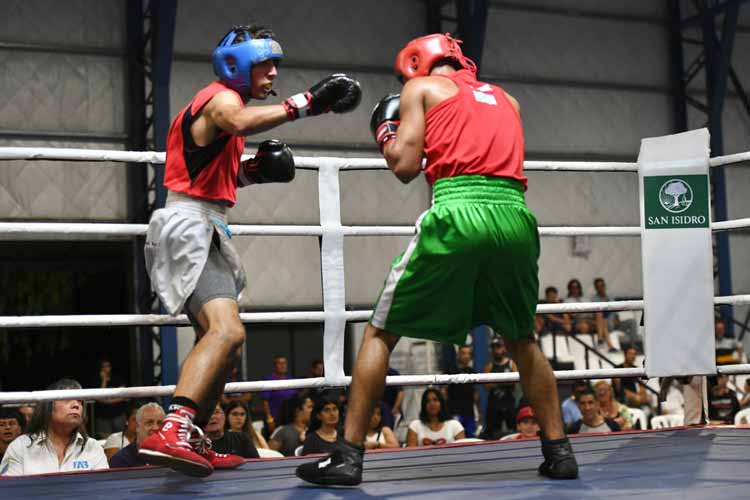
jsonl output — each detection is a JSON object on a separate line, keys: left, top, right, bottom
{"left": 658, "top": 179, "right": 693, "bottom": 213}
{"left": 644, "top": 175, "right": 708, "bottom": 229}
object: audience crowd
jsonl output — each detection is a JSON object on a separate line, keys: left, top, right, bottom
{"left": 0, "top": 277, "right": 747, "bottom": 476}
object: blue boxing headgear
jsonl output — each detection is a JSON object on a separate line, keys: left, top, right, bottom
{"left": 212, "top": 28, "right": 284, "bottom": 98}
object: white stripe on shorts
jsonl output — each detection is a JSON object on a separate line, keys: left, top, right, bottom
{"left": 371, "top": 210, "right": 428, "bottom": 329}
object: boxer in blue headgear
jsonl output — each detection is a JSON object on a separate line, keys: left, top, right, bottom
{"left": 138, "top": 23, "right": 362, "bottom": 478}
{"left": 212, "top": 26, "right": 284, "bottom": 100}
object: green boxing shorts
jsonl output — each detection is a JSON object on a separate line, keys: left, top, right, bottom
{"left": 371, "top": 175, "right": 540, "bottom": 346}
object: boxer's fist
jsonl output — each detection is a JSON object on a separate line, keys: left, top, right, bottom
{"left": 370, "top": 94, "right": 400, "bottom": 153}
{"left": 238, "top": 140, "right": 295, "bottom": 187}
{"left": 282, "top": 74, "right": 361, "bottom": 120}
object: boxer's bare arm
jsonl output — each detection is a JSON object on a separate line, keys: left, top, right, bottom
{"left": 193, "top": 91, "right": 289, "bottom": 144}
{"left": 504, "top": 92, "right": 521, "bottom": 115}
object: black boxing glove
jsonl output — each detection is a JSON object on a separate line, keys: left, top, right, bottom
{"left": 238, "top": 140, "right": 295, "bottom": 187}
{"left": 282, "top": 74, "right": 362, "bottom": 120}
{"left": 370, "top": 94, "right": 400, "bottom": 153}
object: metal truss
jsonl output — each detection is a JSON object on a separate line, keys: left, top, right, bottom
{"left": 125, "top": 0, "right": 177, "bottom": 387}
{"left": 670, "top": 0, "right": 750, "bottom": 337}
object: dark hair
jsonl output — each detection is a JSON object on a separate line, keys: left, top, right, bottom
{"left": 419, "top": 388, "right": 450, "bottom": 424}
{"left": 567, "top": 279, "right": 582, "bottom": 297}
{"left": 544, "top": 286, "right": 558, "bottom": 296}
{"left": 278, "top": 395, "right": 311, "bottom": 426}
{"left": 577, "top": 387, "right": 595, "bottom": 400}
{"left": 219, "top": 24, "right": 277, "bottom": 45}
{"left": 26, "top": 378, "right": 89, "bottom": 453}
{"left": 593, "top": 277, "right": 605, "bottom": 286}
{"left": 431, "top": 56, "right": 464, "bottom": 72}
{"left": 223, "top": 401, "right": 250, "bottom": 433}
{"left": 308, "top": 396, "right": 339, "bottom": 432}
{"left": 573, "top": 379, "right": 591, "bottom": 390}
{"left": 0, "top": 407, "right": 25, "bottom": 432}
{"left": 370, "top": 402, "right": 387, "bottom": 432}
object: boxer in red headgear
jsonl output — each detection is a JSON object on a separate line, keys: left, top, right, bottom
{"left": 296, "top": 33, "right": 579, "bottom": 486}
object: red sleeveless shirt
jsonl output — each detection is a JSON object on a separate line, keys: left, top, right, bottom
{"left": 163, "top": 81, "right": 245, "bottom": 206}
{"left": 423, "top": 70, "right": 527, "bottom": 188}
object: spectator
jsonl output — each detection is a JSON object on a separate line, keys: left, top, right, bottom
{"left": 594, "top": 381, "right": 632, "bottom": 430}
{"left": 561, "top": 380, "right": 588, "bottom": 427}
{"left": 715, "top": 317, "right": 744, "bottom": 365}
{"left": 502, "top": 406, "right": 540, "bottom": 440}
{"left": 204, "top": 404, "right": 258, "bottom": 459}
{"left": 109, "top": 402, "right": 165, "bottom": 468}
{"left": 220, "top": 365, "right": 253, "bottom": 407}
{"left": 0, "top": 378, "right": 108, "bottom": 475}
{"left": 301, "top": 397, "right": 343, "bottom": 455}
{"left": 269, "top": 395, "right": 313, "bottom": 456}
{"left": 566, "top": 279, "right": 616, "bottom": 352}
{"left": 741, "top": 380, "right": 750, "bottom": 409}
{"left": 543, "top": 287, "right": 572, "bottom": 336}
{"left": 224, "top": 400, "right": 268, "bottom": 449}
{"left": 591, "top": 278, "right": 617, "bottom": 348}
{"left": 708, "top": 374, "right": 741, "bottom": 424}
{"left": 658, "top": 378, "right": 686, "bottom": 415}
{"left": 0, "top": 408, "right": 24, "bottom": 461}
{"left": 613, "top": 347, "right": 650, "bottom": 411}
{"left": 92, "top": 358, "right": 127, "bottom": 439}
{"left": 444, "top": 345, "right": 479, "bottom": 437}
{"left": 567, "top": 387, "right": 621, "bottom": 434}
{"left": 406, "top": 388, "right": 465, "bottom": 447}
{"left": 482, "top": 337, "right": 517, "bottom": 439}
{"left": 260, "top": 355, "right": 297, "bottom": 434}
{"left": 103, "top": 402, "right": 138, "bottom": 462}
{"left": 17, "top": 405, "right": 34, "bottom": 427}
{"left": 364, "top": 403, "right": 399, "bottom": 450}
{"left": 304, "top": 359, "right": 344, "bottom": 404}
{"left": 381, "top": 367, "right": 405, "bottom": 429}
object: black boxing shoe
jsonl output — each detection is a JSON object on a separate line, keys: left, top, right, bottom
{"left": 538, "top": 436, "right": 579, "bottom": 479}
{"left": 295, "top": 440, "right": 365, "bottom": 487}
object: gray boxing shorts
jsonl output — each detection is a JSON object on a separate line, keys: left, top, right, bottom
{"left": 144, "top": 191, "right": 246, "bottom": 324}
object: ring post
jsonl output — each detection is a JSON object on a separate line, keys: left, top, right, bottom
{"left": 638, "top": 128, "right": 716, "bottom": 377}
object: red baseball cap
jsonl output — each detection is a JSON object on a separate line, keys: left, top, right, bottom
{"left": 516, "top": 406, "right": 536, "bottom": 423}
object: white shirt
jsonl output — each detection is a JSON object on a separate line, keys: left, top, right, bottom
{"left": 408, "top": 419, "right": 464, "bottom": 446}
{"left": 0, "top": 432, "right": 109, "bottom": 476}
{"left": 103, "top": 432, "right": 130, "bottom": 450}
{"left": 365, "top": 430, "right": 386, "bottom": 445}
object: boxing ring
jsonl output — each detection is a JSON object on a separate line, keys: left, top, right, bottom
{"left": 1, "top": 141, "right": 750, "bottom": 498}
{"left": 1, "top": 427, "right": 749, "bottom": 499}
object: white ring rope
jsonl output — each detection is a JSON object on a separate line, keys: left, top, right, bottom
{"left": 0, "top": 147, "right": 748, "bottom": 170}
{"left": 1, "top": 146, "right": 749, "bottom": 403}
{"left": 2, "top": 365, "right": 749, "bottom": 404}
{"left": 0, "top": 219, "right": 749, "bottom": 239}
{"left": 2, "top": 296, "right": 749, "bottom": 328}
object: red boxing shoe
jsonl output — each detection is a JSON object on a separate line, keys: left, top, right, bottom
{"left": 138, "top": 413, "right": 214, "bottom": 477}
{"left": 189, "top": 430, "right": 246, "bottom": 470}
{"left": 198, "top": 446, "right": 246, "bottom": 469}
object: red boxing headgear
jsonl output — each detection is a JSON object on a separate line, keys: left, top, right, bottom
{"left": 394, "top": 33, "right": 477, "bottom": 82}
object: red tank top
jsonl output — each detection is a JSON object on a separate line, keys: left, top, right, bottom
{"left": 163, "top": 81, "right": 245, "bottom": 206}
{"left": 423, "top": 70, "right": 527, "bottom": 188}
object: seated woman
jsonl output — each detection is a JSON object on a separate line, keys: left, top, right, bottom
{"left": 365, "top": 403, "right": 400, "bottom": 450}
{"left": 407, "top": 388, "right": 465, "bottom": 447}
{"left": 269, "top": 395, "right": 313, "bottom": 456}
{"left": 224, "top": 401, "right": 268, "bottom": 450}
{"left": 594, "top": 380, "right": 632, "bottom": 430}
{"left": 0, "top": 378, "right": 108, "bottom": 475}
{"left": 301, "top": 396, "right": 342, "bottom": 456}
{"left": 103, "top": 402, "right": 139, "bottom": 462}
